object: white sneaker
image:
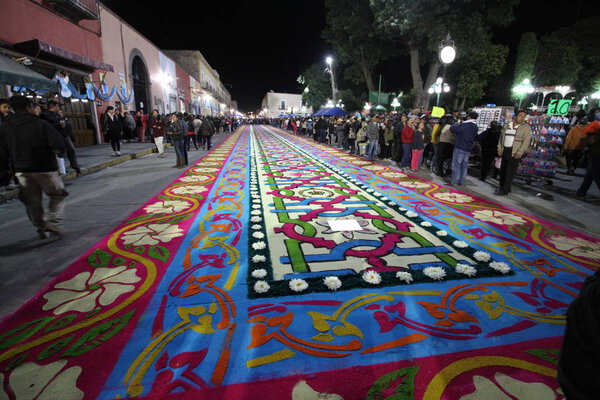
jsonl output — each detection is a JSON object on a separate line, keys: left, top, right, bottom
{"left": 112, "top": 151, "right": 117, "bottom": 157}
{"left": 116, "top": 151, "right": 121, "bottom": 156}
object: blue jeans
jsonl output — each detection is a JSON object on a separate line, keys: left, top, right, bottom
{"left": 173, "top": 137, "right": 188, "bottom": 165}
{"left": 451, "top": 148, "right": 471, "bottom": 185}
{"left": 401, "top": 143, "right": 412, "bottom": 167}
{"left": 367, "top": 139, "right": 379, "bottom": 161}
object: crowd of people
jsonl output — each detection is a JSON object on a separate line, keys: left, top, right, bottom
{"left": 269, "top": 107, "right": 600, "bottom": 197}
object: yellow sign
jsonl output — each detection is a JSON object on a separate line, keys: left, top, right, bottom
{"left": 431, "top": 106, "right": 445, "bottom": 118}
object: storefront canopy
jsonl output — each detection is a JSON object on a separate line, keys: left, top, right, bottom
{"left": 315, "top": 107, "right": 348, "bottom": 117}
{"left": 0, "top": 54, "right": 56, "bottom": 91}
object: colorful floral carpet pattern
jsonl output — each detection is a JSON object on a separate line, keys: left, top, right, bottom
{"left": 0, "top": 125, "right": 599, "bottom": 399}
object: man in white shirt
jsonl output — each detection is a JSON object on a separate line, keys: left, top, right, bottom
{"left": 495, "top": 110, "right": 532, "bottom": 195}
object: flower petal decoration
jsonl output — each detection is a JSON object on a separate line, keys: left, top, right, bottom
{"left": 144, "top": 200, "right": 191, "bottom": 214}
{"left": 250, "top": 216, "right": 263, "bottom": 223}
{"left": 289, "top": 278, "right": 308, "bottom": 292}
{"left": 453, "top": 240, "right": 469, "bottom": 248}
{"left": 252, "top": 241, "right": 266, "bottom": 250}
{"left": 456, "top": 264, "right": 477, "bottom": 277}
{"left": 432, "top": 192, "right": 474, "bottom": 203}
{"left": 490, "top": 261, "right": 511, "bottom": 274}
{"left": 121, "top": 223, "right": 184, "bottom": 246}
{"left": 252, "top": 232, "right": 265, "bottom": 239}
{"left": 254, "top": 280, "right": 270, "bottom": 294}
{"left": 436, "top": 230, "right": 448, "bottom": 237}
{"left": 251, "top": 269, "right": 267, "bottom": 279}
{"left": 171, "top": 185, "right": 209, "bottom": 195}
{"left": 323, "top": 276, "right": 342, "bottom": 291}
{"left": 420, "top": 221, "right": 432, "bottom": 227}
{"left": 251, "top": 224, "right": 262, "bottom": 230}
{"left": 424, "top": 266, "right": 446, "bottom": 281}
{"left": 252, "top": 255, "right": 266, "bottom": 263}
{"left": 474, "top": 251, "right": 492, "bottom": 262}
{"left": 405, "top": 211, "right": 418, "bottom": 218}
{"left": 396, "top": 271, "right": 413, "bottom": 284}
{"left": 547, "top": 236, "right": 600, "bottom": 260}
{"left": 471, "top": 209, "right": 527, "bottom": 226}
{"left": 362, "top": 270, "right": 382, "bottom": 285}
{"left": 250, "top": 210, "right": 262, "bottom": 216}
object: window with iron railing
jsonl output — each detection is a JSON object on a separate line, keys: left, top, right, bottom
{"left": 43, "top": 0, "right": 98, "bottom": 21}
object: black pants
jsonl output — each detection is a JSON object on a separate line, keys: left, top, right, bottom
{"left": 577, "top": 153, "right": 600, "bottom": 196}
{"left": 109, "top": 137, "right": 120, "bottom": 152}
{"left": 392, "top": 138, "right": 402, "bottom": 162}
{"left": 566, "top": 150, "right": 583, "bottom": 173}
{"left": 480, "top": 148, "right": 496, "bottom": 180}
{"left": 64, "top": 137, "right": 80, "bottom": 169}
{"left": 499, "top": 146, "right": 520, "bottom": 193}
{"left": 437, "top": 142, "right": 454, "bottom": 176}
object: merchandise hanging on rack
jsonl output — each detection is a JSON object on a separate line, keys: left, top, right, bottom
{"left": 518, "top": 114, "right": 570, "bottom": 178}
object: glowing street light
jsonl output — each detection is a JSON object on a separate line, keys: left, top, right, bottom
{"left": 439, "top": 34, "right": 456, "bottom": 65}
{"left": 429, "top": 77, "right": 450, "bottom": 106}
{"left": 325, "top": 55, "right": 338, "bottom": 101}
{"left": 512, "top": 78, "right": 535, "bottom": 108}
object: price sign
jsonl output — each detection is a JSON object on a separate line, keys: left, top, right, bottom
{"left": 547, "top": 99, "right": 572, "bottom": 116}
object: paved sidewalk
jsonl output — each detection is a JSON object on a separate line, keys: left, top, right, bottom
{"left": 0, "top": 140, "right": 169, "bottom": 203}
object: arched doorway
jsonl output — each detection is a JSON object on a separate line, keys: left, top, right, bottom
{"left": 131, "top": 56, "right": 150, "bottom": 112}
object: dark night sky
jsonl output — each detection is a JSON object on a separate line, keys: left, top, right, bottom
{"left": 101, "top": 0, "right": 597, "bottom": 112}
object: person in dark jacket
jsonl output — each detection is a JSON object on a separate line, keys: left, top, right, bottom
{"left": 199, "top": 117, "right": 215, "bottom": 150}
{"left": 558, "top": 269, "right": 600, "bottom": 400}
{"left": 477, "top": 120, "right": 501, "bottom": 181}
{"left": 0, "top": 96, "right": 68, "bottom": 238}
{"left": 166, "top": 113, "right": 186, "bottom": 168}
{"left": 102, "top": 106, "right": 123, "bottom": 156}
{"left": 40, "top": 101, "right": 81, "bottom": 174}
{"left": 411, "top": 120, "right": 426, "bottom": 170}
{"left": 576, "top": 109, "right": 600, "bottom": 197}
{"left": 392, "top": 115, "right": 406, "bottom": 165}
{"left": 450, "top": 111, "right": 479, "bottom": 186}
{"left": 400, "top": 119, "right": 415, "bottom": 169}
{"left": 149, "top": 110, "right": 166, "bottom": 157}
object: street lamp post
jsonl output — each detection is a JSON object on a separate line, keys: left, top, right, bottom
{"left": 512, "top": 78, "right": 535, "bottom": 108}
{"left": 325, "top": 56, "right": 338, "bottom": 102}
{"left": 436, "top": 34, "right": 456, "bottom": 109}
{"left": 428, "top": 78, "right": 451, "bottom": 107}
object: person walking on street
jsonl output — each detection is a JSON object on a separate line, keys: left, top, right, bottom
{"left": 102, "top": 106, "right": 123, "bottom": 156}
{"left": 366, "top": 116, "right": 379, "bottom": 161}
{"left": 564, "top": 118, "right": 589, "bottom": 175}
{"left": 134, "top": 110, "right": 146, "bottom": 143}
{"left": 496, "top": 110, "right": 532, "bottom": 195}
{"left": 477, "top": 120, "right": 501, "bottom": 181}
{"left": 199, "top": 116, "right": 215, "bottom": 151}
{"left": 576, "top": 109, "right": 600, "bottom": 197}
{"left": 450, "top": 111, "right": 479, "bottom": 186}
{"left": 149, "top": 109, "right": 166, "bottom": 157}
{"left": 166, "top": 113, "right": 186, "bottom": 168}
{"left": 0, "top": 96, "right": 68, "bottom": 238}
{"left": 41, "top": 101, "right": 81, "bottom": 175}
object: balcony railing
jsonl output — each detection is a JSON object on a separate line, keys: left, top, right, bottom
{"left": 44, "top": 0, "right": 98, "bottom": 21}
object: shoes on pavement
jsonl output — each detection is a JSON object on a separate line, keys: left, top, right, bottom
{"left": 116, "top": 151, "right": 121, "bottom": 156}
{"left": 112, "top": 152, "right": 117, "bottom": 157}
{"left": 494, "top": 189, "right": 509, "bottom": 196}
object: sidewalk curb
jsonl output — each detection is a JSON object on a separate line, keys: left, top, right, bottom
{"left": 0, "top": 144, "right": 171, "bottom": 204}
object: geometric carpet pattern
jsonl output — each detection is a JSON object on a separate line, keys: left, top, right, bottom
{"left": 0, "top": 125, "right": 598, "bottom": 399}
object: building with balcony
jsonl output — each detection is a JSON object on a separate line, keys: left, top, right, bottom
{"left": 261, "top": 91, "right": 310, "bottom": 118}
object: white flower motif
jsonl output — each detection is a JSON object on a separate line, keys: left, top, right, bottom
{"left": 367, "top": 188, "right": 375, "bottom": 193}
{"left": 397, "top": 181, "right": 431, "bottom": 189}
{"left": 252, "top": 199, "right": 261, "bottom": 203}
{"left": 362, "top": 270, "right": 382, "bottom": 285}
{"left": 252, "top": 254, "right": 266, "bottom": 263}
{"left": 254, "top": 280, "right": 270, "bottom": 294}
{"left": 251, "top": 224, "right": 262, "bottom": 230}
{"left": 547, "top": 236, "right": 600, "bottom": 260}
{"left": 0, "top": 360, "right": 83, "bottom": 400}
{"left": 252, "top": 241, "right": 266, "bottom": 250}
{"left": 251, "top": 269, "right": 267, "bottom": 279}
{"left": 171, "top": 185, "right": 209, "bottom": 195}
{"left": 396, "top": 271, "right": 413, "bottom": 284}
{"left": 456, "top": 264, "right": 477, "bottom": 277}
{"left": 250, "top": 210, "right": 262, "bottom": 215}
{"left": 490, "top": 261, "right": 511, "bottom": 274}
{"left": 381, "top": 197, "right": 389, "bottom": 201}
{"left": 472, "top": 209, "right": 527, "bottom": 226}
{"left": 381, "top": 171, "right": 407, "bottom": 179}
{"left": 436, "top": 230, "right": 448, "bottom": 237}
{"left": 252, "top": 232, "right": 265, "bottom": 239}
{"left": 421, "top": 222, "right": 432, "bottom": 227}
{"left": 399, "top": 208, "right": 407, "bottom": 212}
{"left": 143, "top": 200, "right": 191, "bottom": 214}
{"left": 250, "top": 216, "right": 263, "bottom": 222}
{"left": 406, "top": 211, "right": 418, "bottom": 218}
{"left": 388, "top": 202, "right": 396, "bottom": 206}
{"left": 460, "top": 373, "right": 559, "bottom": 400}
{"left": 323, "top": 276, "right": 342, "bottom": 291}
{"left": 122, "top": 223, "right": 184, "bottom": 246}
{"left": 42, "top": 266, "right": 141, "bottom": 315}
{"left": 289, "top": 278, "right": 309, "bottom": 292}
{"left": 179, "top": 175, "right": 211, "bottom": 183}
{"left": 474, "top": 251, "right": 492, "bottom": 262}
{"left": 424, "top": 266, "right": 446, "bottom": 281}
{"left": 453, "top": 240, "right": 469, "bottom": 248}
{"left": 433, "top": 192, "right": 475, "bottom": 203}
